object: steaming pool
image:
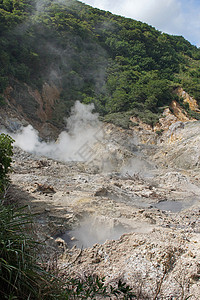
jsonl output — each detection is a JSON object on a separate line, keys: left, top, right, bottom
{"left": 153, "top": 199, "right": 196, "bottom": 213}
{"left": 59, "top": 198, "right": 197, "bottom": 249}
{"left": 59, "top": 218, "right": 132, "bottom": 249}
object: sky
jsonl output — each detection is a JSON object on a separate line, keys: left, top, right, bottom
{"left": 80, "top": 0, "right": 200, "bottom": 47}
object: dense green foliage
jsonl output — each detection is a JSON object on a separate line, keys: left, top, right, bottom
{"left": 0, "top": 204, "right": 44, "bottom": 299}
{"left": 0, "top": 133, "right": 14, "bottom": 193}
{"left": 0, "top": 0, "right": 200, "bottom": 126}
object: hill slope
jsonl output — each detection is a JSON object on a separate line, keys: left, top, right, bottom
{"left": 0, "top": 0, "right": 200, "bottom": 131}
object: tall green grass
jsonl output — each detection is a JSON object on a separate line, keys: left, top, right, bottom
{"left": 0, "top": 203, "right": 53, "bottom": 300}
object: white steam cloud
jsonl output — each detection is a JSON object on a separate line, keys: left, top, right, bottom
{"left": 120, "top": 157, "right": 156, "bottom": 178}
{"left": 9, "top": 101, "right": 156, "bottom": 175}
{"left": 61, "top": 216, "right": 131, "bottom": 248}
{"left": 1, "top": 101, "right": 156, "bottom": 176}
{"left": 12, "top": 101, "right": 103, "bottom": 162}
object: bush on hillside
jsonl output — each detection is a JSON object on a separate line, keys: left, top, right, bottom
{"left": 0, "top": 133, "right": 14, "bottom": 194}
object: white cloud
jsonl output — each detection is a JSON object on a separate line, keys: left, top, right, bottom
{"left": 81, "top": 0, "right": 200, "bottom": 47}
{"left": 123, "top": 0, "right": 182, "bottom": 28}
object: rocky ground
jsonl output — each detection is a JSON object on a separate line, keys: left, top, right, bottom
{"left": 7, "top": 120, "right": 200, "bottom": 299}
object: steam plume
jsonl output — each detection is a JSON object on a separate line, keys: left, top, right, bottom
{"left": 13, "top": 101, "right": 103, "bottom": 162}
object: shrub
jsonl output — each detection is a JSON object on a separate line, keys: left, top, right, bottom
{"left": 63, "top": 274, "right": 136, "bottom": 299}
{"left": 0, "top": 95, "right": 6, "bottom": 106}
{"left": 0, "top": 134, "right": 14, "bottom": 194}
{"left": 104, "top": 111, "right": 132, "bottom": 128}
{"left": 188, "top": 110, "right": 200, "bottom": 120}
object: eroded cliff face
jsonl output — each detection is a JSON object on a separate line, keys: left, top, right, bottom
{"left": 2, "top": 80, "right": 61, "bottom": 138}
{"left": 154, "top": 121, "right": 200, "bottom": 170}
{"left": 175, "top": 87, "right": 200, "bottom": 112}
{"left": 2, "top": 78, "right": 200, "bottom": 143}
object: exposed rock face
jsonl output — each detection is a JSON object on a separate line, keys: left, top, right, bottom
{"left": 155, "top": 121, "right": 200, "bottom": 169}
{"left": 2, "top": 81, "right": 200, "bottom": 143}
{"left": 3, "top": 80, "right": 61, "bottom": 138}
{"left": 154, "top": 108, "right": 178, "bottom": 132}
{"left": 170, "top": 100, "right": 190, "bottom": 121}
{"left": 41, "top": 82, "right": 60, "bottom": 119}
{"left": 176, "top": 87, "right": 200, "bottom": 112}
{"left": 154, "top": 87, "right": 200, "bottom": 134}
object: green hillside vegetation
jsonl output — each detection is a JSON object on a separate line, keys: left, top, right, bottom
{"left": 0, "top": 0, "right": 200, "bottom": 127}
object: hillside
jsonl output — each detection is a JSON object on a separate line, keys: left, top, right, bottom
{"left": 1, "top": 2, "right": 200, "bottom": 298}
{"left": 0, "top": 0, "right": 200, "bottom": 133}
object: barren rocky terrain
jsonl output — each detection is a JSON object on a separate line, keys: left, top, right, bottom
{"left": 6, "top": 117, "right": 200, "bottom": 299}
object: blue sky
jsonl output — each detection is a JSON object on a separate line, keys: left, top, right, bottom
{"left": 80, "top": 0, "right": 200, "bottom": 47}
